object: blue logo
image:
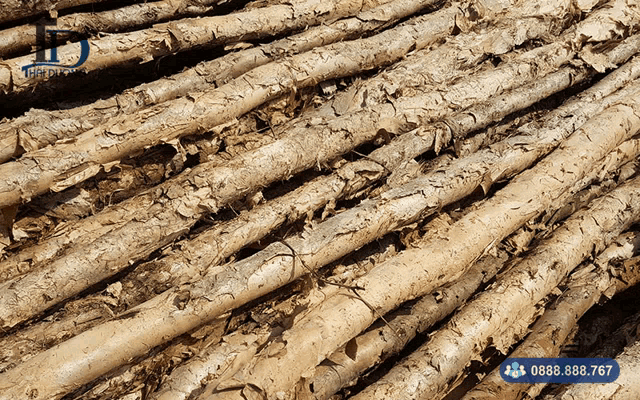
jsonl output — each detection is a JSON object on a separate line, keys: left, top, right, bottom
{"left": 22, "top": 19, "right": 90, "bottom": 78}
{"left": 504, "top": 361, "right": 526, "bottom": 379}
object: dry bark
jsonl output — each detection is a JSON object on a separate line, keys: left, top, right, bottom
{"left": 546, "top": 138, "right": 640, "bottom": 226}
{"left": 0, "top": 39, "right": 440, "bottom": 282}
{"left": 0, "top": 0, "right": 111, "bottom": 24}
{"left": 0, "top": 59, "right": 588, "bottom": 371}
{"left": 0, "top": 0, "right": 433, "bottom": 163}
{"left": 351, "top": 178, "right": 640, "bottom": 400}
{"left": 0, "top": 56, "right": 638, "bottom": 400}
{"left": 462, "top": 230, "right": 640, "bottom": 400}
{"left": 8, "top": 143, "right": 198, "bottom": 237}
{"left": 70, "top": 81, "right": 640, "bottom": 400}
{"left": 1, "top": 0, "right": 624, "bottom": 199}
{"left": 0, "top": 36, "right": 600, "bottom": 322}
{"left": 0, "top": 21, "right": 635, "bottom": 316}
{"left": 5, "top": 95, "right": 293, "bottom": 256}
{"left": 0, "top": 0, "right": 220, "bottom": 57}
{"left": 0, "top": 9, "right": 636, "bottom": 396}
{"left": 307, "top": 0, "right": 640, "bottom": 120}
{"left": 0, "top": 0, "right": 436, "bottom": 93}
{"left": 70, "top": 312, "right": 231, "bottom": 400}
{"left": 0, "top": 5, "right": 605, "bottom": 325}
{"left": 0, "top": 124, "right": 426, "bottom": 372}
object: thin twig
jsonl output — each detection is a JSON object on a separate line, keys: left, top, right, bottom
{"left": 276, "top": 238, "right": 401, "bottom": 338}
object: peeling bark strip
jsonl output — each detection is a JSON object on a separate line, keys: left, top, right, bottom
{"left": 0, "top": 0, "right": 429, "bottom": 93}
{"left": 0, "top": 60, "right": 638, "bottom": 400}
{"left": 0, "top": 0, "right": 111, "bottom": 24}
{"left": 1, "top": 0, "right": 636, "bottom": 209}
{"left": 0, "top": 0, "right": 441, "bottom": 164}
{"left": 0, "top": 0, "right": 219, "bottom": 57}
